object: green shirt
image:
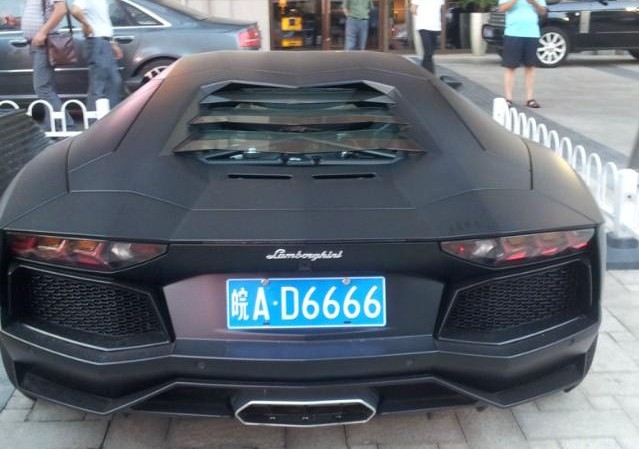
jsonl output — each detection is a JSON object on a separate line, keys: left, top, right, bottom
{"left": 343, "top": 0, "right": 374, "bottom": 19}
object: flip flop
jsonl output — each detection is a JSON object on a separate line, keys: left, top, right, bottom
{"left": 526, "top": 99, "right": 541, "bottom": 108}
{"left": 506, "top": 99, "right": 513, "bottom": 107}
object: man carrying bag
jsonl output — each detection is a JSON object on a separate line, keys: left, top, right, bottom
{"left": 21, "top": 0, "right": 74, "bottom": 130}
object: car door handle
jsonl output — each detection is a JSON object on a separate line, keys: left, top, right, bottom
{"left": 9, "top": 39, "right": 29, "bottom": 47}
{"left": 113, "top": 36, "right": 134, "bottom": 44}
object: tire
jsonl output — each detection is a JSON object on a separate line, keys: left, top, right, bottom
{"left": 138, "top": 58, "right": 176, "bottom": 86}
{"left": 536, "top": 27, "right": 569, "bottom": 68}
{"left": 629, "top": 50, "right": 639, "bottom": 60}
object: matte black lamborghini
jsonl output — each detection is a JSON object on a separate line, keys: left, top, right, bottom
{"left": 0, "top": 51, "right": 603, "bottom": 427}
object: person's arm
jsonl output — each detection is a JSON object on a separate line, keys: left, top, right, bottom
{"left": 70, "top": 4, "right": 93, "bottom": 37}
{"left": 410, "top": 3, "right": 418, "bottom": 15}
{"left": 342, "top": 0, "right": 349, "bottom": 16}
{"left": 31, "top": 1, "right": 67, "bottom": 46}
{"left": 498, "top": 0, "right": 517, "bottom": 12}
{"left": 526, "top": 0, "right": 547, "bottom": 15}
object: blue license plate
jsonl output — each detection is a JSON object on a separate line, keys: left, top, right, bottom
{"left": 227, "top": 276, "right": 386, "bottom": 329}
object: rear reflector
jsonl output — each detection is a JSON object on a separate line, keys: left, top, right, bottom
{"left": 441, "top": 229, "right": 595, "bottom": 266}
{"left": 238, "top": 27, "right": 261, "bottom": 49}
{"left": 7, "top": 233, "right": 167, "bottom": 271}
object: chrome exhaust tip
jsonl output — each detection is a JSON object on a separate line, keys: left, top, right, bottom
{"left": 233, "top": 392, "right": 377, "bottom": 427}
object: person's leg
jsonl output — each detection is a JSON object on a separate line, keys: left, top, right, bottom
{"left": 31, "top": 46, "right": 73, "bottom": 130}
{"left": 503, "top": 67, "right": 516, "bottom": 102}
{"left": 418, "top": 29, "right": 434, "bottom": 73}
{"left": 500, "top": 36, "right": 521, "bottom": 103}
{"left": 358, "top": 19, "right": 369, "bottom": 49}
{"left": 84, "top": 38, "right": 99, "bottom": 111}
{"left": 522, "top": 37, "right": 540, "bottom": 107}
{"left": 524, "top": 65, "right": 535, "bottom": 102}
{"left": 344, "top": 17, "right": 357, "bottom": 50}
{"left": 430, "top": 31, "right": 440, "bottom": 74}
{"left": 103, "top": 40, "right": 123, "bottom": 109}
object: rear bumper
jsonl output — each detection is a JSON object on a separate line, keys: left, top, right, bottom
{"left": 1, "top": 319, "right": 599, "bottom": 419}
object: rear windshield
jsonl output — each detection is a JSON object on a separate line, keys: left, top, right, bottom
{"left": 175, "top": 83, "right": 425, "bottom": 166}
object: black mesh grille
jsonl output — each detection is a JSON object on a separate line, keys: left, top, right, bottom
{"left": 12, "top": 267, "right": 167, "bottom": 346}
{"left": 442, "top": 263, "right": 586, "bottom": 338}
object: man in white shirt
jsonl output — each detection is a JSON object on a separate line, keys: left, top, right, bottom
{"left": 410, "top": 0, "right": 444, "bottom": 74}
{"left": 71, "top": 0, "right": 122, "bottom": 110}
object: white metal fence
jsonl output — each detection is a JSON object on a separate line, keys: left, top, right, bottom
{"left": 0, "top": 98, "right": 110, "bottom": 139}
{"left": 492, "top": 98, "right": 639, "bottom": 241}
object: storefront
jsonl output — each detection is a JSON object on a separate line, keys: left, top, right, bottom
{"left": 180, "top": 0, "right": 474, "bottom": 53}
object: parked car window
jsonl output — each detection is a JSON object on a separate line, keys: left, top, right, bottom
{"left": 120, "top": 2, "right": 162, "bottom": 26}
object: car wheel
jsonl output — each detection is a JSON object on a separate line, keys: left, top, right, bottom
{"left": 537, "top": 27, "right": 569, "bottom": 68}
{"left": 629, "top": 50, "right": 639, "bottom": 60}
{"left": 139, "top": 58, "right": 176, "bottom": 85}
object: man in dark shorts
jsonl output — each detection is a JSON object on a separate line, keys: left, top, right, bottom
{"left": 499, "top": 0, "right": 547, "bottom": 108}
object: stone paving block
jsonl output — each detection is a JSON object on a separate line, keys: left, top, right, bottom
{"left": 527, "top": 441, "right": 560, "bottom": 449}
{"left": 378, "top": 444, "right": 438, "bottom": 449}
{"left": 346, "top": 411, "right": 464, "bottom": 447}
{"left": 286, "top": 426, "right": 348, "bottom": 449}
{"left": 84, "top": 412, "right": 113, "bottom": 421}
{"left": 0, "top": 420, "right": 108, "bottom": 449}
{"left": 609, "top": 332, "right": 637, "bottom": 343}
{"left": 103, "top": 414, "right": 170, "bottom": 449}
{"left": 438, "top": 444, "right": 470, "bottom": 449}
{"left": 607, "top": 306, "right": 639, "bottom": 338}
{"left": 587, "top": 396, "right": 620, "bottom": 410}
{"left": 513, "top": 409, "right": 639, "bottom": 440}
{"left": 27, "top": 399, "right": 85, "bottom": 421}
{"left": 535, "top": 389, "right": 590, "bottom": 411}
{"left": 617, "top": 396, "right": 639, "bottom": 428}
{"left": 590, "top": 333, "right": 638, "bottom": 372}
{"left": 580, "top": 373, "right": 639, "bottom": 396}
{"left": 601, "top": 309, "right": 627, "bottom": 333}
{"left": 512, "top": 401, "right": 539, "bottom": 413}
{"left": 0, "top": 408, "right": 29, "bottom": 422}
{"left": 4, "top": 391, "right": 34, "bottom": 410}
{"left": 618, "top": 341, "right": 639, "bottom": 362}
{"left": 609, "top": 271, "right": 639, "bottom": 288}
{"left": 0, "top": 385, "right": 13, "bottom": 412}
{"left": 167, "top": 417, "right": 285, "bottom": 449}
{"left": 617, "top": 437, "right": 639, "bottom": 449}
{"left": 558, "top": 438, "right": 622, "bottom": 449}
{"left": 456, "top": 407, "right": 528, "bottom": 449}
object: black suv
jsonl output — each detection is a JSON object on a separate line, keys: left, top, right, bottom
{"left": 482, "top": 0, "right": 639, "bottom": 67}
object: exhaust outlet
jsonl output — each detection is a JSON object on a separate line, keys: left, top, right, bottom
{"left": 233, "top": 391, "right": 377, "bottom": 427}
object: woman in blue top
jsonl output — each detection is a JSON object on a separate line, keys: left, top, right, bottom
{"left": 499, "top": 0, "right": 547, "bottom": 108}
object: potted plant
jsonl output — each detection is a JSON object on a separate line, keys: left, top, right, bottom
{"left": 459, "top": 0, "right": 497, "bottom": 55}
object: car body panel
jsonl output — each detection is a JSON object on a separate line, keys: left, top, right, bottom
{"left": 0, "top": 51, "right": 603, "bottom": 425}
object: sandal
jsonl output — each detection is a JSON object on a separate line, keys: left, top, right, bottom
{"left": 505, "top": 99, "right": 513, "bottom": 108}
{"left": 526, "top": 99, "right": 541, "bottom": 108}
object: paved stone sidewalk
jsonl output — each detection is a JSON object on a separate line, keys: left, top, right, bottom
{"left": 0, "top": 270, "right": 638, "bottom": 449}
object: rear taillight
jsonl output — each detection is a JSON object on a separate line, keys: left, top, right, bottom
{"left": 7, "top": 233, "right": 167, "bottom": 271}
{"left": 238, "top": 27, "right": 261, "bottom": 49}
{"left": 441, "top": 229, "right": 595, "bottom": 266}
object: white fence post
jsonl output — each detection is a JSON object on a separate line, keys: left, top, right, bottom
{"left": 491, "top": 97, "right": 639, "bottom": 242}
{"left": 95, "top": 98, "right": 110, "bottom": 120}
{"left": 611, "top": 169, "right": 639, "bottom": 240}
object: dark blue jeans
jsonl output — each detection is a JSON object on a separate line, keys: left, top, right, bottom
{"left": 30, "top": 45, "right": 74, "bottom": 130}
{"left": 345, "top": 17, "right": 369, "bottom": 50}
{"left": 85, "top": 38, "right": 122, "bottom": 110}
{"left": 418, "top": 29, "right": 440, "bottom": 74}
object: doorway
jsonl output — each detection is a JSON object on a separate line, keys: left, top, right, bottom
{"left": 270, "top": 0, "right": 383, "bottom": 50}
